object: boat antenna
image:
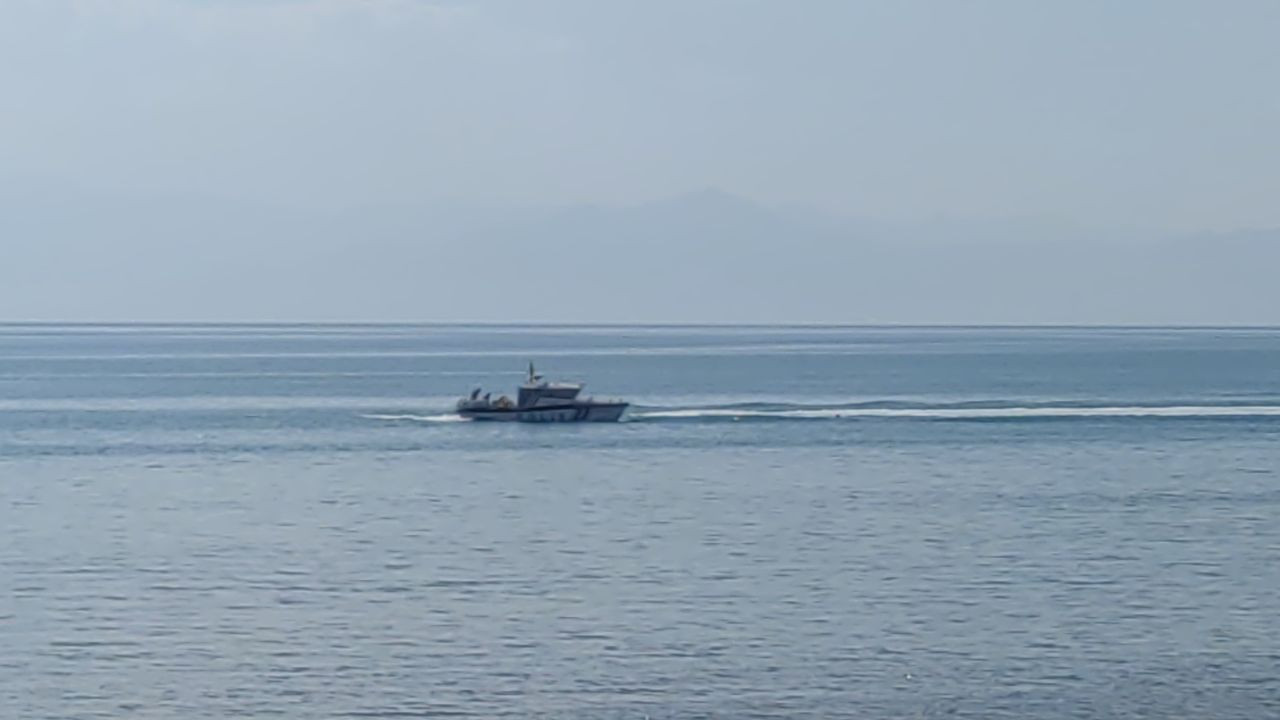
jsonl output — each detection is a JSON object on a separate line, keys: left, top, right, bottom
{"left": 528, "top": 361, "right": 536, "bottom": 383}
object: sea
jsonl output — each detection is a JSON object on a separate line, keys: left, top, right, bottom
{"left": 2, "top": 324, "right": 1278, "bottom": 719}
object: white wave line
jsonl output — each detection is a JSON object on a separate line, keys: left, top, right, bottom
{"left": 0, "top": 396, "right": 460, "bottom": 412}
{"left": 360, "top": 413, "right": 469, "bottom": 423}
{"left": 634, "top": 405, "right": 1280, "bottom": 420}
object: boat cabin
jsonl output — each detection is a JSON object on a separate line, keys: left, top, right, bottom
{"left": 517, "top": 363, "right": 583, "bottom": 408}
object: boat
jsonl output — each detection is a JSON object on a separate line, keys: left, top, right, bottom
{"left": 455, "top": 363, "right": 629, "bottom": 422}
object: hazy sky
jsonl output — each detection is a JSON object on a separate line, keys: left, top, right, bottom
{"left": 4, "top": 0, "right": 1278, "bottom": 229}
{"left": 3, "top": 1, "right": 1279, "bottom": 322}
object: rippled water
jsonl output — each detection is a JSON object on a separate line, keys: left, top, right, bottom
{"left": 3, "top": 325, "right": 1279, "bottom": 718}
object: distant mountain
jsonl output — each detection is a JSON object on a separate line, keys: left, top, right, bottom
{"left": 2, "top": 183, "right": 1278, "bottom": 323}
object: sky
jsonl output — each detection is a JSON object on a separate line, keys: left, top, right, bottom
{"left": 2, "top": 0, "right": 1279, "bottom": 322}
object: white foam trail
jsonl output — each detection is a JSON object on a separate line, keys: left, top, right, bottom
{"left": 633, "top": 405, "right": 1280, "bottom": 420}
{"left": 0, "top": 396, "right": 463, "bottom": 412}
{"left": 360, "top": 413, "right": 470, "bottom": 423}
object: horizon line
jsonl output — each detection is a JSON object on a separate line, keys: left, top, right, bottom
{"left": 2, "top": 321, "right": 1280, "bottom": 331}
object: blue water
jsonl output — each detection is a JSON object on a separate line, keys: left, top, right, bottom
{"left": 2, "top": 325, "right": 1279, "bottom": 718}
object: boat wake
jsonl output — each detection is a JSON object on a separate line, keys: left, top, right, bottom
{"left": 360, "top": 413, "right": 471, "bottom": 423}
{"left": 627, "top": 402, "right": 1280, "bottom": 422}
{"left": 363, "top": 402, "right": 1280, "bottom": 426}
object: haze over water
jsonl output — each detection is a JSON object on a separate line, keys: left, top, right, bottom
{"left": 6, "top": 2, "right": 1280, "bottom": 325}
{"left": 3, "top": 324, "right": 1279, "bottom": 718}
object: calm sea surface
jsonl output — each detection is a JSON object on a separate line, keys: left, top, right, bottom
{"left": 2, "top": 325, "right": 1279, "bottom": 719}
